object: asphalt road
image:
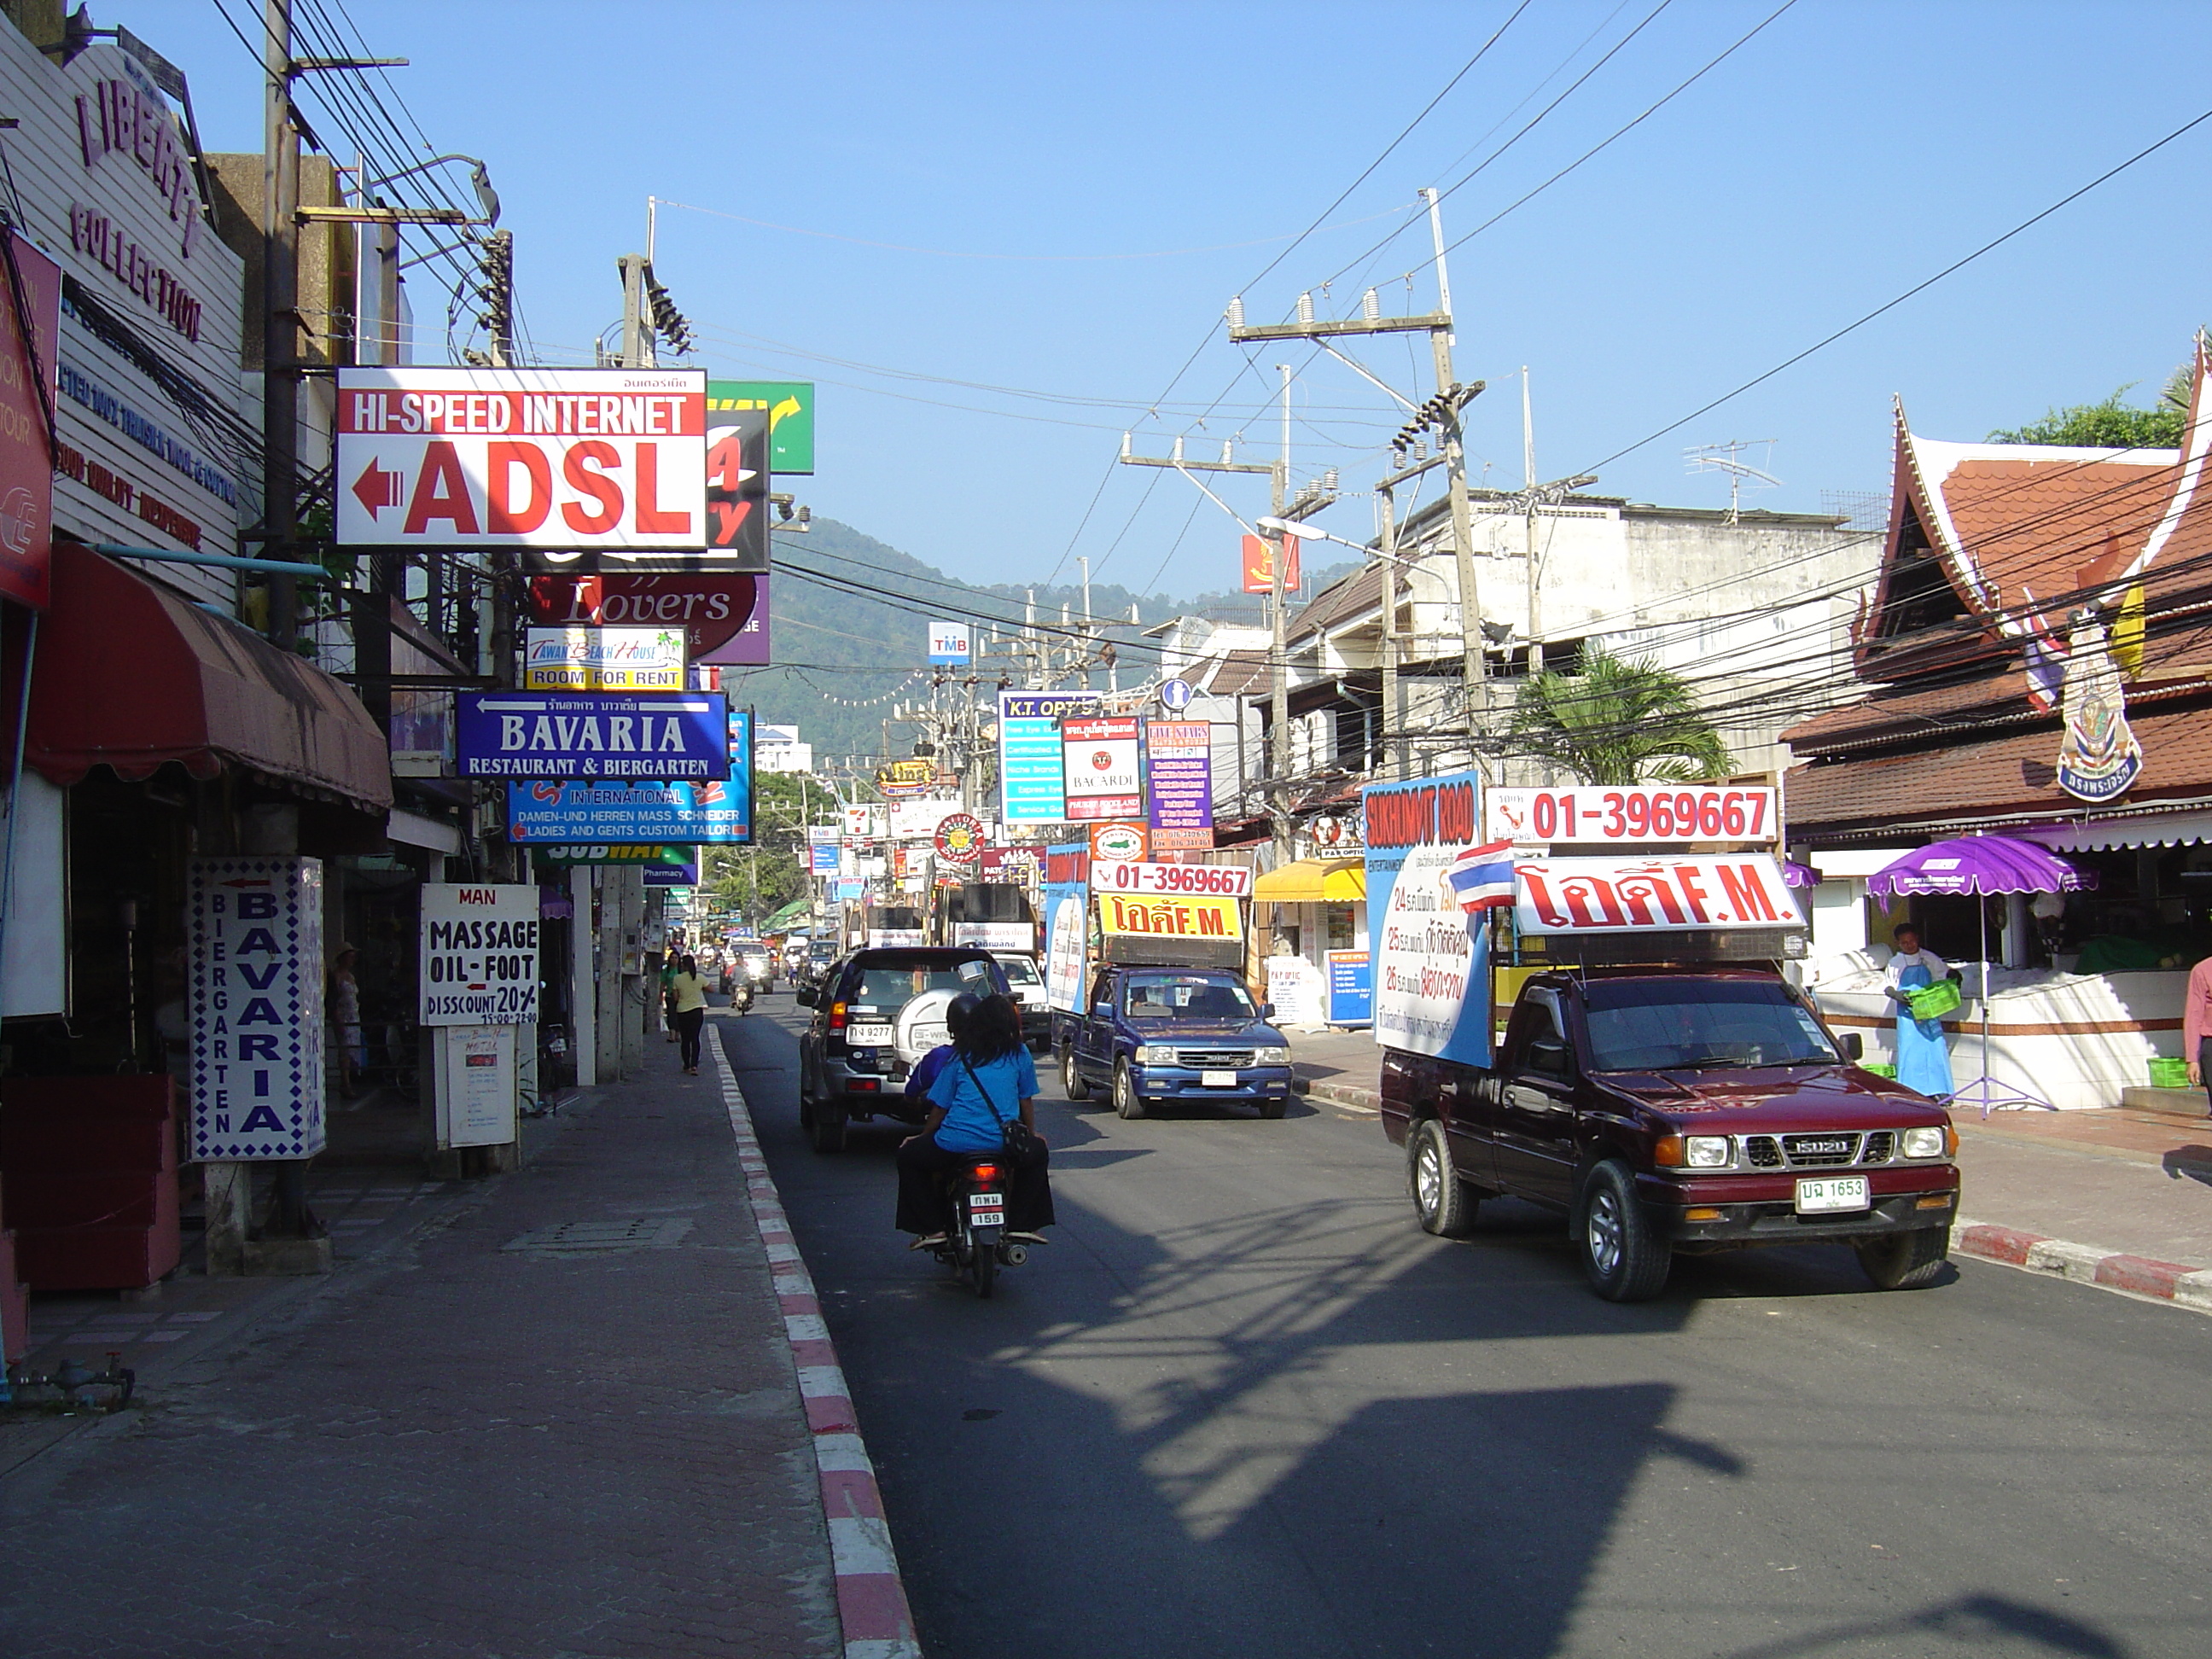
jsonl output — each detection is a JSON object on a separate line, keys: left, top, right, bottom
{"left": 720, "top": 996, "right": 2212, "bottom": 1659}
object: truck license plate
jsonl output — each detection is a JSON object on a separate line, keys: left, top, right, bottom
{"left": 1795, "top": 1176, "right": 1870, "bottom": 1214}
{"left": 1202, "top": 1069, "right": 1237, "bottom": 1088}
{"left": 849, "top": 1022, "right": 894, "bottom": 1045}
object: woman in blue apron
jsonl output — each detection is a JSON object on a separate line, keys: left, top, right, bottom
{"left": 1884, "top": 924, "right": 1955, "bottom": 1097}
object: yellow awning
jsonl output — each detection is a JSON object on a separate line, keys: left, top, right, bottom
{"left": 1252, "top": 858, "right": 1366, "bottom": 904}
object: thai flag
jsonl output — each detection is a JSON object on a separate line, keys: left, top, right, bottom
{"left": 1442, "top": 841, "right": 1517, "bottom": 913}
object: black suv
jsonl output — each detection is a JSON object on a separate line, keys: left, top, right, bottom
{"left": 795, "top": 947, "right": 1010, "bottom": 1151}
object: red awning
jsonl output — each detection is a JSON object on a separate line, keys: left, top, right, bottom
{"left": 23, "top": 543, "right": 390, "bottom": 812}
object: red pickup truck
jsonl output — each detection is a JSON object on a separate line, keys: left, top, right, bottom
{"left": 1382, "top": 968, "right": 1960, "bottom": 1301}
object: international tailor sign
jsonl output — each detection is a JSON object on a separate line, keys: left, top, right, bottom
{"left": 506, "top": 780, "right": 753, "bottom": 844}
{"left": 335, "top": 367, "right": 707, "bottom": 549}
{"left": 1062, "top": 716, "right": 1142, "bottom": 821}
{"left": 419, "top": 885, "right": 540, "bottom": 1026}
{"left": 1362, "top": 769, "right": 1489, "bottom": 1067}
{"left": 523, "top": 626, "right": 687, "bottom": 691}
{"left": 187, "top": 858, "right": 325, "bottom": 1161}
{"left": 456, "top": 691, "right": 731, "bottom": 778}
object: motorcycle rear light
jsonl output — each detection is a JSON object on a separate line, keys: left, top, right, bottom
{"left": 970, "top": 1164, "right": 1001, "bottom": 1184}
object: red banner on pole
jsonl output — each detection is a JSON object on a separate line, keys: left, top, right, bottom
{"left": 0, "top": 233, "right": 61, "bottom": 610}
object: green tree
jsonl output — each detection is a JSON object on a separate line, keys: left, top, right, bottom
{"left": 703, "top": 771, "right": 846, "bottom": 925}
{"left": 1989, "top": 351, "right": 2198, "bottom": 448}
{"left": 1511, "top": 649, "right": 1733, "bottom": 786}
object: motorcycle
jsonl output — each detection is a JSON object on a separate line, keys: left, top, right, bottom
{"left": 731, "top": 980, "right": 755, "bottom": 1016}
{"left": 928, "top": 1155, "right": 1025, "bottom": 1298}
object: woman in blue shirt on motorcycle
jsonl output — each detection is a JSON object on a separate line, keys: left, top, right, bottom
{"left": 896, "top": 993, "right": 1054, "bottom": 1246}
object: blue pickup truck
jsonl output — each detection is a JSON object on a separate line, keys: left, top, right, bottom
{"left": 1055, "top": 963, "right": 1297, "bottom": 1120}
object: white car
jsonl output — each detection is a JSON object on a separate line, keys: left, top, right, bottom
{"left": 993, "top": 952, "right": 1051, "bottom": 1047}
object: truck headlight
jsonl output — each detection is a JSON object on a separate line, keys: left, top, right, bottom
{"left": 1254, "top": 1046, "right": 1291, "bottom": 1065}
{"left": 1134, "top": 1045, "right": 1174, "bottom": 1065}
{"left": 1683, "top": 1135, "right": 1732, "bottom": 1168}
{"left": 1901, "top": 1126, "right": 1947, "bottom": 1159}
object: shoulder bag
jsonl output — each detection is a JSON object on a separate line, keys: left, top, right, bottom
{"left": 962, "top": 1056, "right": 1039, "bottom": 1158}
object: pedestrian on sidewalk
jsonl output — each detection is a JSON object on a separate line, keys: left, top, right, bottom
{"left": 1883, "top": 925, "right": 1956, "bottom": 1098}
{"left": 661, "top": 946, "right": 681, "bottom": 1043}
{"left": 896, "top": 993, "right": 1054, "bottom": 1244}
{"left": 2184, "top": 950, "right": 2212, "bottom": 1117}
{"left": 328, "top": 943, "right": 364, "bottom": 1101}
{"left": 670, "top": 954, "right": 711, "bottom": 1074}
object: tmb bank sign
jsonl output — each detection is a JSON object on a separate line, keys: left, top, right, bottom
{"left": 456, "top": 691, "right": 731, "bottom": 778}
{"left": 187, "top": 858, "right": 325, "bottom": 1161}
{"left": 420, "top": 885, "right": 540, "bottom": 1027}
{"left": 335, "top": 367, "right": 706, "bottom": 549}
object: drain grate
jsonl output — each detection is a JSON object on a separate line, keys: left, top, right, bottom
{"left": 502, "top": 1217, "right": 695, "bottom": 1255}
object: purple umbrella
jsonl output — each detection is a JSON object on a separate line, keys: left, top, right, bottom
{"left": 1866, "top": 835, "right": 2092, "bottom": 1115}
{"left": 1783, "top": 860, "right": 1823, "bottom": 889}
{"left": 1867, "top": 835, "right": 2093, "bottom": 899}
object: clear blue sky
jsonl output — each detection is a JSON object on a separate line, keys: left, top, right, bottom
{"left": 123, "top": 1, "right": 2212, "bottom": 598}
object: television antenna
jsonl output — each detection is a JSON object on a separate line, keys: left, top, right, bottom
{"left": 1685, "top": 439, "right": 1780, "bottom": 524}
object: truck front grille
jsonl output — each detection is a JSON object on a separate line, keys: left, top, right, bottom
{"left": 1779, "top": 1132, "right": 1860, "bottom": 1167}
{"left": 1177, "top": 1048, "right": 1254, "bottom": 1069}
{"left": 1742, "top": 1132, "right": 1893, "bottom": 1169}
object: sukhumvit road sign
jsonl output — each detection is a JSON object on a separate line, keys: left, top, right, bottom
{"left": 335, "top": 367, "right": 706, "bottom": 549}
{"left": 456, "top": 691, "right": 731, "bottom": 779}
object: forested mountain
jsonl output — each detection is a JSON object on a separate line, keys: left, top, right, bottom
{"left": 737, "top": 518, "right": 1350, "bottom": 766}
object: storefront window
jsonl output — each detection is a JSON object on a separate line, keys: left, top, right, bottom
{"left": 1325, "top": 902, "right": 1355, "bottom": 951}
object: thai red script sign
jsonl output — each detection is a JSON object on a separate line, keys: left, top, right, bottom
{"left": 1094, "top": 860, "right": 1252, "bottom": 899}
{"left": 1513, "top": 855, "right": 1797, "bottom": 934}
{"left": 1241, "top": 533, "right": 1301, "bottom": 595}
{"left": 335, "top": 368, "right": 706, "bottom": 549}
{"left": 1062, "top": 716, "right": 1141, "bottom": 821}
{"left": 1485, "top": 785, "right": 1778, "bottom": 846}
{"left": 527, "top": 572, "right": 765, "bottom": 664}
{"left": 1098, "top": 892, "right": 1242, "bottom": 940}
{"left": 0, "top": 232, "right": 59, "bottom": 608}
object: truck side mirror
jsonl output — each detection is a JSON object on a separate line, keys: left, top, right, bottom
{"left": 795, "top": 986, "right": 817, "bottom": 1007}
{"left": 1529, "top": 1036, "right": 1571, "bottom": 1077}
{"left": 1092, "top": 999, "right": 1111, "bottom": 1016}
{"left": 1842, "top": 1032, "right": 1863, "bottom": 1061}
{"left": 1260, "top": 1002, "right": 1276, "bottom": 1020}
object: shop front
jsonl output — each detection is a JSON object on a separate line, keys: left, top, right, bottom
{"left": 1250, "top": 857, "right": 1370, "bottom": 1028}
{"left": 1784, "top": 357, "right": 2212, "bottom": 1108}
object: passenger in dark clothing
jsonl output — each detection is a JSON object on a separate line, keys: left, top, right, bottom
{"left": 895, "top": 994, "right": 1053, "bottom": 1242}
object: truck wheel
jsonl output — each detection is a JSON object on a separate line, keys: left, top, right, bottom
{"left": 1061, "top": 1046, "right": 1091, "bottom": 1103}
{"left": 1410, "top": 1120, "right": 1477, "bottom": 1238}
{"left": 809, "top": 1099, "right": 848, "bottom": 1155}
{"left": 1856, "top": 1226, "right": 1949, "bottom": 1290}
{"left": 1113, "top": 1061, "right": 1146, "bottom": 1120}
{"left": 1577, "top": 1161, "right": 1669, "bottom": 1302}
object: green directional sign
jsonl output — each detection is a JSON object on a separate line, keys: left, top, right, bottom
{"left": 707, "top": 380, "right": 813, "bottom": 474}
{"left": 530, "top": 844, "right": 697, "bottom": 869}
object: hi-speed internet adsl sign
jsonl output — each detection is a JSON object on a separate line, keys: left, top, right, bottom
{"left": 335, "top": 368, "right": 706, "bottom": 549}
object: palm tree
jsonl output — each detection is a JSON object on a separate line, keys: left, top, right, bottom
{"left": 1510, "top": 648, "right": 1732, "bottom": 786}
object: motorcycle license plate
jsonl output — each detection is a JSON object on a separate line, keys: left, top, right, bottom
{"left": 1202, "top": 1069, "right": 1237, "bottom": 1088}
{"left": 849, "top": 1022, "right": 894, "bottom": 1045}
{"left": 969, "top": 1196, "right": 1005, "bottom": 1229}
{"left": 1795, "top": 1176, "right": 1870, "bottom": 1214}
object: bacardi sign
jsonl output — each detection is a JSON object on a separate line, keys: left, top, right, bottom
{"left": 335, "top": 368, "right": 706, "bottom": 549}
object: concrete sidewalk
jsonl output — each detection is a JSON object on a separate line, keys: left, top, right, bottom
{"left": 1, "top": 1035, "right": 841, "bottom": 1657}
{"left": 1289, "top": 1027, "right": 2212, "bottom": 1308}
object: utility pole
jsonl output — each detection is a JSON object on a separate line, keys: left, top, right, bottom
{"left": 262, "top": 0, "right": 300, "bottom": 649}
{"left": 619, "top": 253, "right": 654, "bottom": 370}
{"left": 1227, "top": 193, "right": 1485, "bottom": 771}
{"left": 1270, "top": 363, "right": 1292, "bottom": 864}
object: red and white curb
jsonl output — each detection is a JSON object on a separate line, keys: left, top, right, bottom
{"left": 1952, "top": 1214, "right": 2212, "bottom": 1313}
{"left": 712, "top": 1033, "right": 923, "bottom": 1659}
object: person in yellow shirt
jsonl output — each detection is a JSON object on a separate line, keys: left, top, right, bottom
{"left": 670, "top": 954, "right": 712, "bottom": 1074}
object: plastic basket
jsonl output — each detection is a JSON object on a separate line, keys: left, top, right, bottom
{"left": 1861, "top": 1062, "right": 1899, "bottom": 1079}
{"left": 2148, "top": 1056, "right": 2192, "bottom": 1090}
{"left": 1903, "top": 978, "right": 1962, "bottom": 1022}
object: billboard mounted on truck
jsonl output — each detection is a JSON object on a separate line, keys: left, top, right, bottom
{"left": 1360, "top": 769, "right": 1491, "bottom": 1067}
